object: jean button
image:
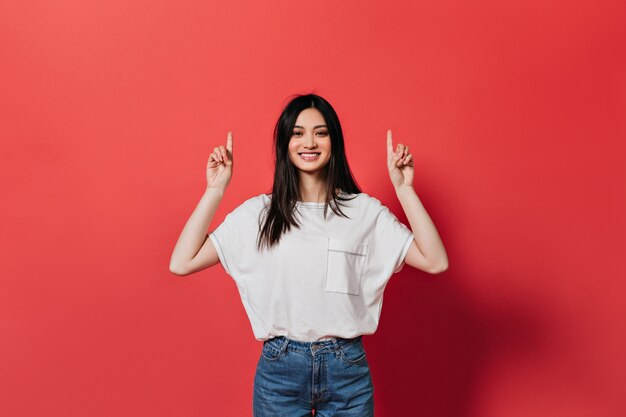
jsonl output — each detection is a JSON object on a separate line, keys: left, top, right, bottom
{"left": 311, "top": 344, "right": 324, "bottom": 354}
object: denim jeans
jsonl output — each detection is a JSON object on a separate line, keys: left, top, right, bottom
{"left": 253, "top": 335, "right": 374, "bottom": 417}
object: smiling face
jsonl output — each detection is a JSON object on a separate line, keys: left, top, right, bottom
{"left": 288, "top": 107, "right": 332, "bottom": 177}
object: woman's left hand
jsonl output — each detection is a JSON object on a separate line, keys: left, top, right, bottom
{"left": 386, "top": 129, "right": 414, "bottom": 188}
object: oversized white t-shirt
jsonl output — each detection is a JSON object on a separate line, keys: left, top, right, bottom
{"left": 208, "top": 191, "right": 415, "bottom": 342}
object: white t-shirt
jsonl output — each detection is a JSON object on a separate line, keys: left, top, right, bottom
{"left": 208, "top": 191, "right": 415, "bottom": 342}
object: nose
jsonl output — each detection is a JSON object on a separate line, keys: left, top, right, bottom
{"left": 304, "top": 132, "right": 317, "bottom": 149}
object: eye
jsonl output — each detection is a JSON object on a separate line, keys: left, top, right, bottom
{"left": 316, "top": 131, "right": 329, "bottom": 137}
{"left": 292, "top": 131, "right": 303, "bottom": 137}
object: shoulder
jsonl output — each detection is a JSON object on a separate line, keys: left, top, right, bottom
{"left": 228, "top": 193, "right": 270, "bottom": 218}
{"left": 243, "top": 193, "right": 271, "bottom": 209}
{"left": 351, "top": 192, "right": 402, "bottom": 226}
{"left": 354, "top": 192, "right": 379, "bottom": 204}
{"left": 349, "top": 192, "right": 385, "bottom": 211}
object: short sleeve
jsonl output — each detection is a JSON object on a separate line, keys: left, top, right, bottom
{"left": 208, "top": 211, "right": 238, "bottom": 276}
{"left": 208, "top": 196, "right": 264, "bottom": 277}
{"left": 369, "top": 199, "right": 415, "bottom": 275}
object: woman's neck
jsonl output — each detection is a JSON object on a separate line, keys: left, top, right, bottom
{"left": 298, "top": 175, "right": 328, "bottom": 203}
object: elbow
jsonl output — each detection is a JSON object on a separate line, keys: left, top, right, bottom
{"left": 428, "top": 260, "right": 449, "bottom": 275}
{"left": 169, "top": 262, "right": 189, "bottom": 276}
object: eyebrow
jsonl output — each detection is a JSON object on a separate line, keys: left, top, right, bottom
{"left": 293, "top": 125, "right": 328, "bottom": 129}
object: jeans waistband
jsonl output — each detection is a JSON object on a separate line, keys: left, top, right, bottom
{"left": 264, "top": 335, "right": 362, "bottom": 355}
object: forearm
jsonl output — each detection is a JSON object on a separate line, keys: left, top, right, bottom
{"left": 395, "top": 185, "right": 448, "bottom": 270}
{"left": 170, "top": 187, "right": 225, "bottom": 270}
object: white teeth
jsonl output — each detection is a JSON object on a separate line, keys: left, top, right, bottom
{"left": 300, "top": 153, "right": 320, "bottom": 156}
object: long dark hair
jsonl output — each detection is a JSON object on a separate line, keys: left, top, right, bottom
{"left": 257, "top": 93, "right": 361, "bottom": 250}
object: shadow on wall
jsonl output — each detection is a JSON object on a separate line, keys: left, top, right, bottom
{"left": 359, "top": 179, "right": 553, "bottom": 416}
{"left": 367, "top": 270, "right": 549, "bottom": 417}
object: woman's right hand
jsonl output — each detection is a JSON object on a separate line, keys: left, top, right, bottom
{"left": 206, "top": 131, "right": 233, "bottom": 190}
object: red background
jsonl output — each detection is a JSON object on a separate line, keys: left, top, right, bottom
{"left": 1, "top": 1, "right": 624, "bottom": 416}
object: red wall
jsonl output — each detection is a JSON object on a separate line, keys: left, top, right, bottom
{"left": 1, "top": 1, "right": 624, "bottom": 416}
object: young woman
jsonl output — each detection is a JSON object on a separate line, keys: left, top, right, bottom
{"left": 169, "top": 94, "right": 448, "bottom": 416}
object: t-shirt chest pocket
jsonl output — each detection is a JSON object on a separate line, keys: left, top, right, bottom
{"left": 325, "top": 238, "right": 368, "bottom": 296}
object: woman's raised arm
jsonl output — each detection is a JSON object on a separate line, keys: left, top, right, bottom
{"left": 169, "top": 131, "right": 234, "bottom": 276}
{"left": 386, "top": 129, "right": 449, "bottom": 274}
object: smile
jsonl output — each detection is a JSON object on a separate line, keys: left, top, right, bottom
{"left": 298, "top": 152, "right": 321, "bottom": 161}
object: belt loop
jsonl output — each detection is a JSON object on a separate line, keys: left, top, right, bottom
{"left": 331, "top": 337, "right": 340, "bottom": 357}
{"left": 280, "top": 336, "right": 290, "bottom": 354}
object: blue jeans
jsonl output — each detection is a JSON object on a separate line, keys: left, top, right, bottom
{"left": 253, "top": 335, "right": 374, "bottom": 417}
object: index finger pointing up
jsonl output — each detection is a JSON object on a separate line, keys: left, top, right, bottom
{"left": 387, "top": 129, "right": 393, "bottom": 156}
{"left": 226, "top": 131, "right": 233, "bottom": 153}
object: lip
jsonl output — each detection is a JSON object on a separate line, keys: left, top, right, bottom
{"left": 298, "top": 152, "right": 321, "bottom": 161}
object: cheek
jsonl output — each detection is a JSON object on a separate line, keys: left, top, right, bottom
{"left": 287, "top": 150, "right": 297, "bottom": 164}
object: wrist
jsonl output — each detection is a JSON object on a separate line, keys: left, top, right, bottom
{"left": 204, "top": 186, "right": 226, "bottom": 198}
{"left": 394, "top": 184, "right": 415, "bottom": 195}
